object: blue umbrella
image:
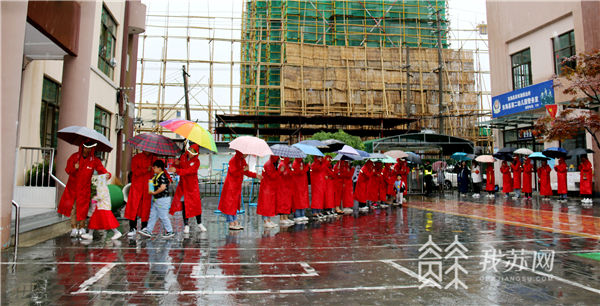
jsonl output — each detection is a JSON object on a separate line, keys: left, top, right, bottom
{"left": 528, "top": 152, "right": 551, "bottom": 161}
{"left": 451, "top": 152, "right": 472, "bottom": 161}
{"left": 356, "top": 150, "right": 371, "bottom": 158}
{"left": 404, "top": 152, "right": 422, "bottom": 164}
{"left": 542, "top": 147, "right": 568, "bottom": 159}
{"left": 292, "top": 143, "right": 324, "bottom": 156}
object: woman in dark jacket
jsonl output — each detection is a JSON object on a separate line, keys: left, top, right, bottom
{"left": 457, "top": 161, "right": 470, "bottom": 195}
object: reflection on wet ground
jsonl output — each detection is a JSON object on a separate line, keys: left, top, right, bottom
{"left": 2, "top": 193, "right": 600, "bottom": 304}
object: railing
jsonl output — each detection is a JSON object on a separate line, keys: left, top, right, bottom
{"left": 17, "top": 147, "right": 55, "bottom": 187}
{"left": 11, "top": 200, "right": 20, "bottom": 262}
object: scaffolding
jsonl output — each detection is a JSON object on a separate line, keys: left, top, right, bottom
{"left": 135, "top": 0, "right": 491, "bottom": 146}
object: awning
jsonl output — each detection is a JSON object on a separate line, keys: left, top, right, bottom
{"left": 367, "top": 132, "right": 474, "bottom": 155}
{"left": 479, "top": 112, "right": 543, "bottom": 129}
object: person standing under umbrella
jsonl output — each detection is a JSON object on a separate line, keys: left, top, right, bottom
{"left": 337, "top": 160, "right": 355, "bottom": 212}
{"left": 537, "top": 160, "right": 552, "bottom": 199}
{"left": 423, "top": 161, "right": 433, "bottom": 196}
{"left": 485, "top": 164, "right": 496, "bottom": 198}
{"left": 291, "top": 158, "right": 310, "bottom": 223}
{"left": 522, "top": 157, "right": 534, "bottom": 199}
{"left": 354, "top": 160, "right": 373, "bottom": 212}
{"left": 310, "top": 156, "right": 326, "bottom": 220}
{"left": 471, "top": 161, "right": 482, "bottom": 198}
{"left": 169, "top": 144, "right": 206, "bottom": 233}
{"left": 277, "top": 157, "right": 294, "bottom": 225}
{"left": 511, "top": 156, "right": 522, "bottom": 199}
{"left": 257, "top": 155, "right": 279, "bottom": 228}
{"left": 331, "top": 160, "right": 345, "bottom": 214}
{"left": 555, "top": 157, "right": 568, "bottom": 202}
{"left": 125, "top": 150, "right": 155, "bottom": 237}
{"left": 218, "top": 150, "right": 262, "bottom": 230}
{"left": 579, "top": 156, "right": 593, "bottom": 203}
{"left": 324, "top": 156, "right": 338, "bottom": 216}
{"left": 457, "top": 161, "right": 470, "bottom": 196}
{"left": 500, "top": 161, "right": 513, "bottom": 198}
{"left": 58, "top": 141, "right": 110, "bottom": 238}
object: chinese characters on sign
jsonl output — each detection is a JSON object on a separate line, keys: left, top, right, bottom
{"left": 492, "top": 80, "right": 555, "bottom": 118}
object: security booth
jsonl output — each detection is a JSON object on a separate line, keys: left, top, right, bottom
{"left": 366, "top": 132, "right": 475, "bottom": 194}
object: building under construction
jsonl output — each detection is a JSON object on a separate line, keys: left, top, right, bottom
{"left": 135, "top": 0, "right": 489, "bottom": 146}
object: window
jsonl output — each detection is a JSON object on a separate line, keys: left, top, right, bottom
{"left": 98, "top": 5, "right": 117, "bottom": 79}
{"left": 553, "top": 30, "right": 576, "bottom": 75}
{"left": 40, "top": 77, "right": 61, "bottom": 148}
{"left": 94, "top": 106, "right": 111, "bottom": 139}
{"left": 561, "top": 130, "right": 586, "bottom": 172}
{"left": 511, "top": 48, "right": 532, "bottom": 90}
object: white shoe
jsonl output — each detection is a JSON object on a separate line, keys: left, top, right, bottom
{"left": 264, "top": 221, "right": 275, "bottom": 228}
{"left": 301, "top": 216, "right": 309, "bottom": 221}
{"left": 184, "top": 225, "right": 190, "bottom": 234}
{"left": 70, "top": 229, "right": 79, "bottom": 237}
{"left": 127, "top": 230, "right": 137, "bottom": 238}
{"left": 78, "top": 229, "right": 86, "bottom": 236}
{"left": 198, "top": 224, "right": 207, "bottom": 232}
{"left": 81, "top": 233, "right": 93, "bottom": 240}
{"left": 111, "top": 231, "right": 122, "bottom": 240}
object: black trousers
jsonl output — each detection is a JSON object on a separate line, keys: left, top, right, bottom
{"left": 181, "top": 201, "right": 202, "bottom": 225}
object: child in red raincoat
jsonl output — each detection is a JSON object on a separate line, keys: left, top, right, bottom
{"left": 554, "top": 157, "right": 568, "bottom": 201}
{"left": 218, "top": 150, "right": 261, "bottom": 230}
{"left": 125, "top": 151, "right": 155, "bottom": 237}
{"left": 277, "top": 157, "right": 294, "bottom": 225}
{"left": 579, "top": 156, "right": 593, "bottom": 203}
{"left": 537, "top": 160, "right": 552, "bottom": 198}
{"left": 57, "top": 141, "right": 110, "bottom": 238}
{"left": 257, "top": 155, "right": 279, "bottom": 228}
{"left": 511, "top": 156, "right": 522, "bottom": 198}
{"left": 500, "top": 161, "right": 513, "bottom": 197}
{"left": 354, "top": 160, "right": 373, "bottom": 212}
{"left": 170, "top": 144, "right": 205, "bottom": 233}
{"left": 82, "top": 173, "right": 122, "bottom": 240}
{"left": 522, "top": 157, "right": 533, "bottom": 198}
{"left": 485, "top": 165, "right": 495, "bottom": 197}
{"left": 291, "top": 158, "right": 310, "bottom": 222}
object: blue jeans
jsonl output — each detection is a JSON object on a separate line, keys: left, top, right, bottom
{"left": 225, "top": 214, "right": 237, "bottom": 222}
{"left": 145, "top": 197, "right": 173, "bottom": 233}
{"left": 294, "top": 209, "right": 305, "bottom": 218}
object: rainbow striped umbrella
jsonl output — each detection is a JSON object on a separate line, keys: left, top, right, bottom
{"left": 159, "top": 119, "right": 218, "bottom": 153}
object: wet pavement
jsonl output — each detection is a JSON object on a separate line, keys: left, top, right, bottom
{"left": 2, "top": 192, "right": 600, "bottom": 305}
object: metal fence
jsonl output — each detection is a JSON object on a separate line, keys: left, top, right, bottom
{"left": 17, "top": 147, "right": 55, "bottom": 187}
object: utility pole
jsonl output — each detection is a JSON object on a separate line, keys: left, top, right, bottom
{"left": 182, "top": 65, "right": 191, "bottom": 120}
{"left": 436, "top": 9, "right": 444, "bottom": 134}
{"left": 404, "top": 43, "right": 411, "bottom": 116}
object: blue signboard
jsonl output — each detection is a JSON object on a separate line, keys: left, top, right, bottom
{"left": 491, "top": 80, "right": 555, "bottom": 118}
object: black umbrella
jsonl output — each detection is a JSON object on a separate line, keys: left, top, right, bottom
{"left": 320, "top": 139, "right": 345, "bottom": 153}
{"left": 567, "top": 148, "right": 594, "bottom": 157}
{"left": 542, "top": 147, "right": 568, "bottom": 159}
{"left": 493, "top": 152, "right": 513, "bottom": 161}
{"left": 498, "top": 147, "right": 516, "bottom": 154}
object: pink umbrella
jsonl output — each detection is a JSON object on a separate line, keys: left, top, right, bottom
{"left": 385, "top": 150, "right": 408, "bottom": 159}
{"left": 229, "top": 136, "right": 273, "bottom": 157}
{"left": 432, "top": 161, "right": 447, "bottom": 172}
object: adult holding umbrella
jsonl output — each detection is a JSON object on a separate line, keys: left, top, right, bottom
{"left": 500, "top": 161, "right": 513, "bottom": 197}
{"left": 511, "top": 156, "right": 522, "bottom": 199}
{"left": 291, "top": 158, "right": 310, "bottom": 222}
{"left": 310, "top": 156, "right": 327, "bottom": 220}
{"left": 579, "top": 155, "right": 593, "bottom": 203}
{"left": 522, "top": 157, "right": 534, "bottom": 199}
{"left": 277, "top": 157, "right": 294, "bottom": 225}
{"left": 169, "top": 143, "right": 206, "bottom": 233}
{"left": 471, "top": 161, "right": 482, "bottom": 198}
{"left": 354, "top": 160, "right": 374, "bottom": 212}
{"left": 554, "top": 157, "right": 568, "bottom": 202}
{"left": 542, "top": 147, "right": 568, "bottom": 159}
{"left": 219, "top": 136, "right": 267, "bottom": 230}
{"left": 257, "top": 155, "right": 280, "bottom": 228}
{"left": 537, "top": 160, "right": 553, "bottom": 199}
{"left": 457, "top": 161, "right": 470, "bottom": 196}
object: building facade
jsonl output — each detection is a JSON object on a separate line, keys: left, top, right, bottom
{"left": 486, "top": 0, "right": 600, "bottom": 192}
{"left": 1, "top": 1, "right": 146, "bottom": 248}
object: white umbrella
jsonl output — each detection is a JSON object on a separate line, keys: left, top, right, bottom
{"left": 229, "top": 136, "right": 273, "bottom": 157}
{"left": 514, "top": 148, "right": 534, "bottom": 155}
{"left": 475, "top": 155, "right": 495, "bottom": 163}
{"left": 57, "top": 126, "right": 113, "bottom": 152}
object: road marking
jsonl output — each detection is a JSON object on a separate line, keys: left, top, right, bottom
{"left": 189, "top": 262, "right": 318, "bottom": 278}
{"left": 71, "top": 263, "right": 131, "bottom": 294}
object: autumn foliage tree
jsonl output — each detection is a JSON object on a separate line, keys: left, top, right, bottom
{"left": 535, "top": 50, "right": 600, "bottom": 148}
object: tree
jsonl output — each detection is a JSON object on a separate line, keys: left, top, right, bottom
{"left": 310, "top": 129, "right": 365, "bottom": 150}
{"left": 535, "top": 51, "right": 600, "bottom": 148}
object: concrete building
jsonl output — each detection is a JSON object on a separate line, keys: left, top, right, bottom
{"left": 1, "top": 1, "right": 146, "bottom": 248}
{"left": 486, "top": 0, "right": 600, "bottom": 192}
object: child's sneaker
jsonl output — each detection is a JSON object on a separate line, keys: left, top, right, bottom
{"left": 183, "top": 225, "right": 190, "bottom": 234}
{"left": 138, "top": 229, "right": 152, "bottom": 237}
{"left": 81, "top": 233, "right": 93, "bottom": 240}
{"left": 111, "top": 231, "right": 122, "bottom": 240}
{"left": 197, "top": 224, "right": 207, "bottom": 232}
{"left": 127, "top": 229, "right": 137, "bottom": 238}
{"left": 70, "top": 228, "right": 79, "bottom": 237}
{"left": 162, "top": 232, "right": 175, "bottom": 238}
{"left": 78, "top": 228, "right": 86, "bottom": 236}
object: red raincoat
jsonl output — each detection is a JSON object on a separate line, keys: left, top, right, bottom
{"left": 217, "top": 151, "right": 257, "bottom": 215}
{"left": 398, "top": 161, "right": 410, "bottom": 195}
{"left": 368, "top": 163, "right": 383, "bottom": 201}
{"left": 537, "top": 164, "right": 552, "bottom": 196}
{"left": 522, "top": 158, "right": 533, "bottom": 193}
{"left": 511, "top": 159, "right": 522, "bottom": 190}
{"left": 257, "top": 156, "right": 279, "bottom": 217}
{"left": 291, "top": 158, "right": 310, "bottom": 211}
{"left": 354, "top": 161, "right": 373, "bottom": 203}
{"left": 386, "top": 164, "right": 397, "bottom": 196}
{"left": 336, "top": 160, "right": 354, "bottom": 208}
{"left": 485, "top": 166, "right": 495, "bottom": 192}
{"left": 277, "top": 158, "right": 293, "bottom": 214}
{"left": 310, "top": 157, "right": 327, "bottom": 209}
{"left": 170, "top": 152, "right": 202, "bottom": 217}
{"left": 554, "top": 159, "right": 568, "bottom": 195}
{"left": 324, "top": 157, "right": 337, "bottom": 209}
{"left": 500, "top": 163, "right": 513, "bottom": 193}
{"left": 579, "top": 159, "right": 593, "bottom": 195}
{"left": 124, "top": 152, "right": 155, "bottom": 221}
{"left": 57, "top": 144, "right": 109, "bottom": 221}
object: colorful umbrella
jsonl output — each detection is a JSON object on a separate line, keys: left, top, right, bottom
{"left": 385, "top": 150, "right": 409, "bottom": 159}
{"left": 542, "top": 147, "right": 568, "bottom": 159}
{"left": 528, "top": 152, "right": 551, "bottom": 161}
{"left": 514, "top": 148, "right": 534, "bottom": 155}
{"left": 337, "top": 145, "right": 360, "bottom": 156}
{"left": 270, "top": 144, "right": 306, "bottom": 158}
{"left": 229, "top": 136, "right": 273, "bottom": 157}
{"left": 159, "top": 119, "right": 217, "bottom": 152}
{"left": 475, "top": 155, "right": 495, "bottom": 163}
{"left": 432, "top": 160, "right": 447, "bottom": 171}
{"left": 292, "top": 143, "right": 324, "bottom": 156}
{"left": 57, "top": 126, "right": 113, "bottom": 152}
{"left": 126, "top": 133, "right": 179, "bottom": 156}
{"left": 567, "top": 148, "right": 594, "bottom": 157}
